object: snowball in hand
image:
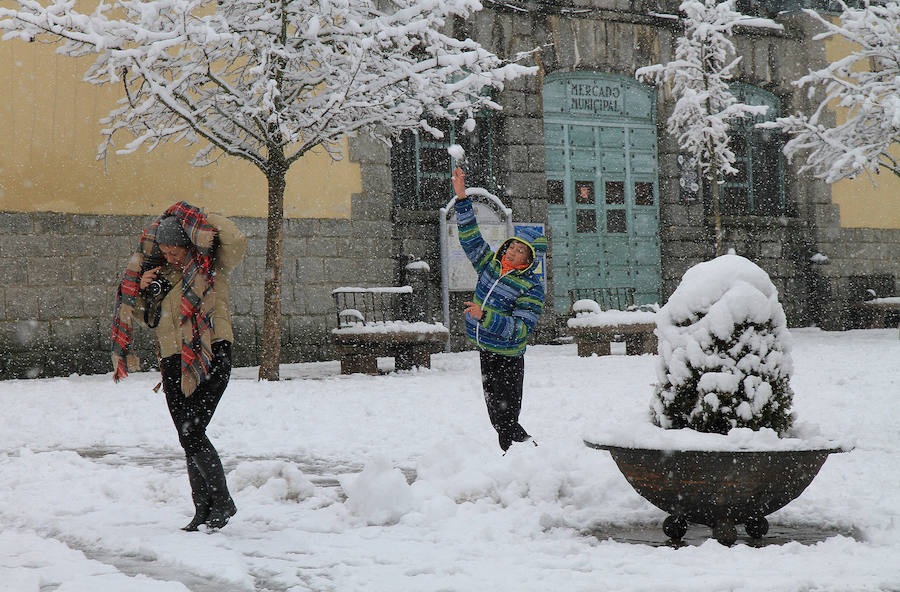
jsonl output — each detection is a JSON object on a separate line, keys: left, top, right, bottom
{"left": 448, "top": 144, "right": 465, "bottom": 162}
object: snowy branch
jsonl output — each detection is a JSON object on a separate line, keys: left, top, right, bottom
{"left": 636, "top": 0, "right": 778, "bottom": 181}
{"left": 762, "top": 0, "right": 900, "bottom": 183}
{"left": 0, "top": 0, "right": 537, "bottom": 175}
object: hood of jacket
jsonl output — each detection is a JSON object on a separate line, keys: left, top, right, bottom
{"left": 494, "top": 226, "right": 547, "bottom": 274}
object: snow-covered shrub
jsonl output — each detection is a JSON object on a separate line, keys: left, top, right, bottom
{"left": 651, "top": 253, "right": 794, "bottom": 435}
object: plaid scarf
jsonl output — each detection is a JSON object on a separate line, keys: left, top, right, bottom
{"left": 111, "top": 202, "right": 217, "bottom": 396}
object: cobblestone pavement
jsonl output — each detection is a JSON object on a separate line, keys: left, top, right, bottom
{"left": 587, "top": 522, "right": 863, "bottom": 548}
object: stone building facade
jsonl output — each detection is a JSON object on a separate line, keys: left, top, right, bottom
{"left": 394, "top": 0, "right": 900, "bottom": 345}
{"left": 2, "top": 0, "right": 899, "bottom": 380}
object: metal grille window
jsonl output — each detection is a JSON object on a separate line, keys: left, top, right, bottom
{"left": 391, "top": 115, "right": 496, "bottom": 211}
{"left": 705, "top": 84, "right": 786, "bottom": 217}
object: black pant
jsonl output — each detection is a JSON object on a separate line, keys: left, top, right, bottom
{"left": 161, "top": 341, "right": 232, "bottom": 458}
{"left": 479, "top": 350, "right": 530, "bottom": 451}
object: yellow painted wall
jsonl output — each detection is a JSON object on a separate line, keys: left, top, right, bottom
{"left": 0, "top": 39, "right": 360, "bottom": 218}
{"left": 823, "top": 23, "right": 900, "bottom": 229}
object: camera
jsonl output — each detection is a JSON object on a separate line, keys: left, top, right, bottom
{"left": 145, "top": 276, "right": 172, "bottom": 299}
{"left": 141, "top": 273, "right": 173, "bottom": 328}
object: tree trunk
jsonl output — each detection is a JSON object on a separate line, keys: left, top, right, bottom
{"left": 708, "top": 138, "right": 723, "bottom": 257}
{"left": 259, "top": 163, "right": 287, "bottom": 382}
{"left": 711, "top": 174, "right": 723, "bottom": 257}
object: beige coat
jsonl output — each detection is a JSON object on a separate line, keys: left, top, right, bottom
{"left": 139, "top": 213, "right": 247, "bottom": 358}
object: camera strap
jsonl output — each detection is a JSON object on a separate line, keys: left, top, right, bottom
{"left": 144, "top": 298, "right": 163, "bottom": 328}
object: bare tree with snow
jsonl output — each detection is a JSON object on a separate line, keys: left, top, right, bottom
{"left": 0, "top": 0, "right": 535, "bottom": 381}
{"left": 636, "top": 0, "right": 778, "bottom": 256}
{"left": 764, "top": 1, "right": 900, "bottom": 184}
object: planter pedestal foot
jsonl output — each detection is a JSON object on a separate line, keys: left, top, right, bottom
{"left": 712, "top": 520, "right": 737, "bottom": 545}
{"left": 663, "top": 515, "right": 688, "bottom": 541}
{"left": 744, "top": 516, "right": 769, "bottom": 539}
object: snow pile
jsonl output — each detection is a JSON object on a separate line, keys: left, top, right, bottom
{"left": 229, "top": 460, "right": 317, "bottom": 503}
{"left": 340, "top": 456, "right": 416, "bottom": 525}
{"left": 331, "top": 320, "right": 449, "bottom": 335}
{"left": 571, "top": 298, "right": 602, "bottom": 315}
{"left": 333, "top": 286, "right": 413, "bottom": 294}
{"left": 568, "top": 308, "right": 657, "bottom": 329}
{"left": 586, "top": 421, "right": 850, "bottom": 452}
{"left": 567, "top": 299, "right": 657, "bottom": 328}
{"left": 651, "top": 253, "right": 794, "bottom": 434}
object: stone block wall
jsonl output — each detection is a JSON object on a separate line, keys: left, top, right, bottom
{"left": 812, "top": 226, "right": 900, "bottom": 330}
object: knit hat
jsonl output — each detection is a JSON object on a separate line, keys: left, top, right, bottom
{"left": 156, "top": 215, "right": 191, "bottom": 246}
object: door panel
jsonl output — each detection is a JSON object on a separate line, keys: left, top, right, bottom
{"left": 600, "top": 127, "right": 626, "bottom": 147}
{"left": 632, "top": 210, "right": 658, "bottom": 238}
{"left": 569, "top": 125, "right": 596, "bottom": 146}
{"left": 631, "top": 152, "right": 658, "bottom": 174}
{"left": 601, "top": 153, "right": 626, "bottom": 174}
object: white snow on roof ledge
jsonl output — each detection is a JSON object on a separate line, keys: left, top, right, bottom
{"left": 734, "top": 16, "right": 784, "bottom": 31}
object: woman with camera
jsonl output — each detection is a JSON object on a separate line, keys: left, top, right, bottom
{"left": 111, "top": 202, "right": 246, "bottom": 531}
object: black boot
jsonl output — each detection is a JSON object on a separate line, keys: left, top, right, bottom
{"left": 181, "top": 457, "right": 211, "bottom": 532}
{"left": 191, "top": 449, "right": 236, "bottom": 529}
{"left": 207, "top": 495, "right": 237, "bottom": 529}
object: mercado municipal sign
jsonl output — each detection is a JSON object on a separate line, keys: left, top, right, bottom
{"left": 567, "top": 79, "right": 623, "bottom": 116}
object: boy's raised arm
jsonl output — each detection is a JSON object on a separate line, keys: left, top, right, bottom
{"left": 452, "top": 167, "right": 468, "bottom": 201}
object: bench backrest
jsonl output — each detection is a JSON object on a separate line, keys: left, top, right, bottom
{"left": 332, "top": 287, "right": 414, "bottom": 328}
{"left": 848, "top": 273, "right": 895, "bottom": 302}
{"left": 568, "top": 287, "right": 635, "bottom": 311}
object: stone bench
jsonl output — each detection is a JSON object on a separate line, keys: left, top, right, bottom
{"left": 854, "top": 297, "right": 900, "bottom": 329}
{"left": 567, "top": 295, "right": 658, "bottom": 357}
{"left": 331, "top": 286, "right": 449, "bottom": 375}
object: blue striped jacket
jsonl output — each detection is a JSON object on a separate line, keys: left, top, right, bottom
{"left": 455, "top": 197, "right": 547, "bottom": 357}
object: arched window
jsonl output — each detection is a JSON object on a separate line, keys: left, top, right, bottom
{"left": 391, "top": 113, "right": 497, "bottom": 211}
{"left": 707, "top": 84, "right": 786, "bottom": 216}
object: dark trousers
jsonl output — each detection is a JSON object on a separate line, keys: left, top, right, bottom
{"left": 161, "top": 341, "right": 232, "bottom": 458}
{"left": 479, "top": 350, "right": 530, "bottom": 451}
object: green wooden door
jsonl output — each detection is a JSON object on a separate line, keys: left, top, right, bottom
{"left": 543, "top": 73, "right": 661, "bottom": 312}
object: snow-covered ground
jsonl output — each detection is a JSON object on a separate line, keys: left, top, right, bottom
{"left": 1, "top": 328, "right": 898, "bottom": 591}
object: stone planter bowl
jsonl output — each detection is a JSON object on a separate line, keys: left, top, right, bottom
{"left": 585, "top": 441, "right": 846, "bottom": 545}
